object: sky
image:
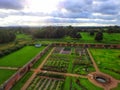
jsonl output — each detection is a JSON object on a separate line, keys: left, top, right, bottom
{"left": 0, "top": 0, "right": 120, "bottom": 26}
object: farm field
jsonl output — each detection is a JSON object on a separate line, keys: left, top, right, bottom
{"left": 89, "top": 48, "right": 120, "bottom": 80}
{"left": 0, "top": 46, "right": 45, "bottom": 67}
{"left": 0, "top": 69, "right": 16, "bottom": 85}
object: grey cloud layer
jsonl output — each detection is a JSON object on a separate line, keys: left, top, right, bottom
{"left": 0, "top": 0, "right": 25, "bottom": 10}
{"left": 93, "top": 0, "right": 120, "bottom": 15}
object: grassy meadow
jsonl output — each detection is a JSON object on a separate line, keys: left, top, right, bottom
{"left": 0, "top": 46, "right": 45, "bottom": 67}
{"left": 89, "top": 48, "right": 120, "bottom": 80}
{"left": 0, "top": 69, "right": 16, "bottom": 85}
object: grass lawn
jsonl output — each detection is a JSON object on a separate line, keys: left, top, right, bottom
{"left": 89, "top": 48, "right": 120, "bottom": 80}
{"left": 16, "top": 34, "right": 32, "bottom": 40}
{"left": 0, "top": 46, "right": 45, "bottom": 67}
{"left": 67, "top": 55, "right": 75, "bottom": 73}
{"left": 81, "top": 32, "right": 95, "bottom": 41}
{"left": 81, "top": 32, "right": 120, "bottom": 44}
{"left": 11, "top": 72, "right": 33, "bottom": 90}
{"left": 64, "top": 77, "right": 103, "bottom": 90}
{"left": 64, "top": 77, "right": 71, "bottom": 90}
{"left": 0, "top": 69, "right": 16, "bottom": 85}
{"left": 103, "top": 33, "right": 120, "bottom": 43}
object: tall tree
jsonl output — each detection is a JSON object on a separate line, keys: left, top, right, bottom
{"left": 95, "top": 32, "right": 103, "bottom": 41}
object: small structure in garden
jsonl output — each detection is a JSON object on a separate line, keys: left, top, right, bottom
{"left": 35, "top": 44, "right": 42, "bottom": 48}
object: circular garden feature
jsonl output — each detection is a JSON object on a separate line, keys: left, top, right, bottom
{"left": 94, "top": 75, "right": 110, "bottom": 84}
{"left": 88, "top": 72, "right": 119, "bottom": 90}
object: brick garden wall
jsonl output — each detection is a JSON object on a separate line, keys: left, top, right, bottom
{"left": 52, "top": 43, "right": 120, "bottom": 49}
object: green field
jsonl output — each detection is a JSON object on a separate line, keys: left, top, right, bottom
{"left": 16, "top": 34, "right": 32, "bottom": 40}
{"left": 81, "top": 32, "right": 120, "bottom": 44}
{"left": 0, "top": 46, "right": 45, "bottom": 67}
{"left": 15, "top": 33, "right": 120, "bottom": 44}
{"left": 0, "top": 69, "right": 16, "bottom": 85}
{"left": 89, "top": 48, "right": 120, "bottom": 80}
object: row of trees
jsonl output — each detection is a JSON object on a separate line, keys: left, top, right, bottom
{"left": 33, "top": 26, "right": 103, "bottom": 41}
{"left": 0, "top": 30, "right": 16, "bottom": 43}
{"left": 33, "top": 26, "right": 82, "bottom": 39}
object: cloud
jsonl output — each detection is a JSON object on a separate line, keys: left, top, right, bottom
{"left": 93, "top": 0, "right": 120, "bottom": 15}
{"left": 0, "top": 0, "right": 25, "bottom": 10}
{"left": 53, "top": 0, "right": 93, "bottom": 18}
{"left": 0, "top": 0, "right": 120, "bottom": 26}
{"left": 59, "top": 0, "right": 92, "bottom": 12}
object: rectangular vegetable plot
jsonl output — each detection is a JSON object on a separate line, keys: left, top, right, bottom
{"left": 0, "top": 46, "right": 45, "bottom": 67}
{"left": 72, "top": 48, "right": 95, "bottom": 75}
{"left": 42, "top": 47, "right": 95, "bottom": 74}
{"left": 27, "top": 72, "right": 65, "bottom": 90}
{"left": 42, "top": 53, "right": 70, "bottom": 72}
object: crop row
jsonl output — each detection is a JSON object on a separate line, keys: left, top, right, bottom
{"left": 27, "top": 76, "right": 64, "bottom": 90}
{"left": 72, "top": 48, "right": 95, "bottom": 75}
{"left": 49, "top": 54, "right": 70, "bottom": 61}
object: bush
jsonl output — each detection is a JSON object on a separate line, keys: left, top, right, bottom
{"left": 0, "top": 51, "right": 4, "bottom": 57}
{"left": 3, "top": 50, "right": 11, "bottom": 55}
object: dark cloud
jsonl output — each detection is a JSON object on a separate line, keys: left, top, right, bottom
{"left": 93, "top": 0, "right": 120, "bottom": 15}
{"left": 0, "top": 0, "right": 25, "bottom": 10}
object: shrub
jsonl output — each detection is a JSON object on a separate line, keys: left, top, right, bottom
{"left": 0, "top": 51, "right": 4, "bottom": 57}
{"left": 3, "top": 50, "right": 11, "bottom": 55}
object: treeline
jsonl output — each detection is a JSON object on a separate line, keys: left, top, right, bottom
{"left": 32, "top": 26, "right": 82, "bottom": 39}
{"left": 0, "top": 30, "right": 16, "bottom": 44}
